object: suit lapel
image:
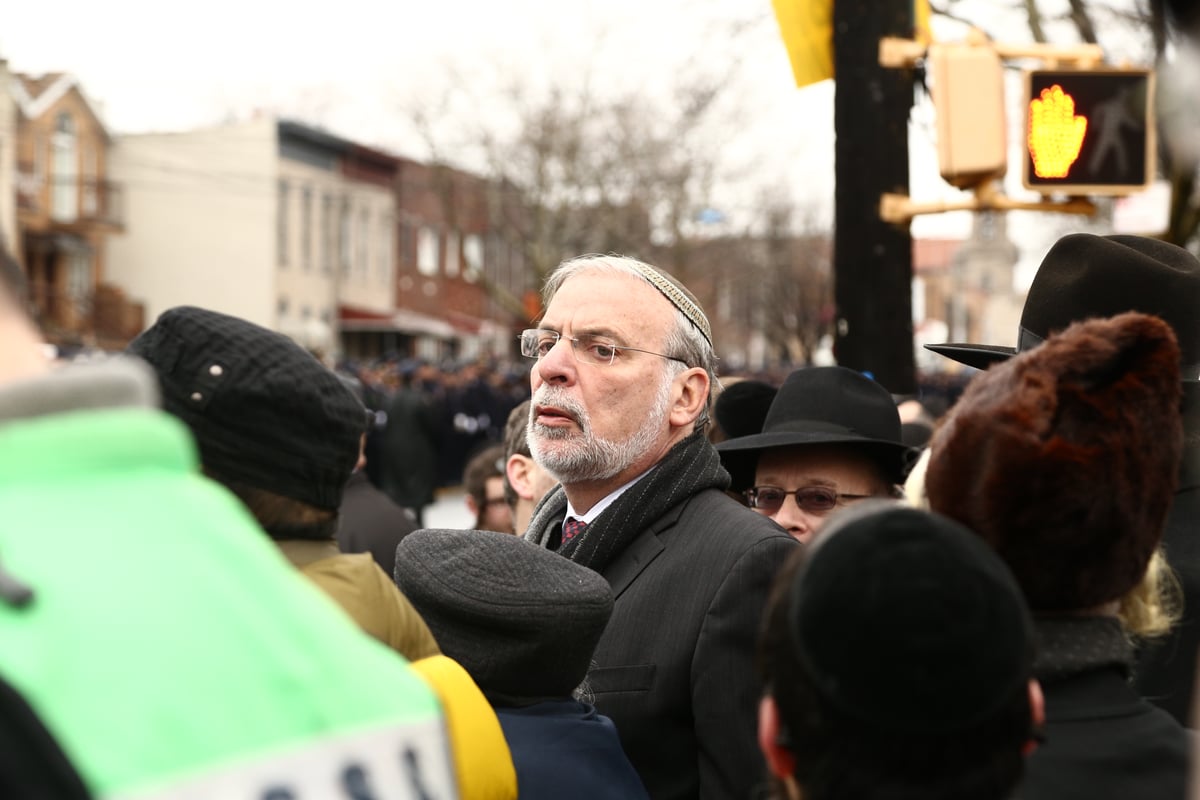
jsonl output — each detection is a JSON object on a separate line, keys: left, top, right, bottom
{"left": 604, "top": 530, "right": 665, "bottom": 600}
{"left": 603, "top": 502, "right": 688, "bottom": 599}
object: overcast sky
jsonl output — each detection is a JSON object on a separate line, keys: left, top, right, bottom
{"left": 3, "top": 1, "right": 824, "bottom": 197}
{"left": 2, "top": 0, "right": 881, "bottom": 230}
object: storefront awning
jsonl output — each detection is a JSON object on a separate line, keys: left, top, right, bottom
{"left": 338, "top": 305, "right": 457, "bottom": 338}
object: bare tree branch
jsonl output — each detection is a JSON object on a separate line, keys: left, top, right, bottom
{"left": 1066, "top": 0, "right": 1101, "bottom": 43}
{"left": 1023, "top": 0, "right": 1049, "bottom": 43}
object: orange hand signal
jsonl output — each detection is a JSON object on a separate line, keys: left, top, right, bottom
{"left": 1028, "top": 85, "right": 1088, "bottom": 179}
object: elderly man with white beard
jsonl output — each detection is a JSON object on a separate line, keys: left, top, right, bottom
{"left": 519, "top": 254, "right": 798, "bottom": 800}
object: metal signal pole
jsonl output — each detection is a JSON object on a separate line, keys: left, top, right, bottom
{"left": 833, "top": 0, "right": 917, "bottom": 394}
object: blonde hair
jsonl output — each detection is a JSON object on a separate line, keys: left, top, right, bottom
{"left": 1119, "top": 548, "right": 1181, "bottom": 640}
{"left": 902, "top": 447, "right": 931, "bottom": 510}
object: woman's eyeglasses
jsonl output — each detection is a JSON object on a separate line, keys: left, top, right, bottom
{"left": 743, "top": 485, "right": 873, "bottom": 515}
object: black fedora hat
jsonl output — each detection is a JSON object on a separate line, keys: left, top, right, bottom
{"left": 716, "top": 366, "right": 912, "bottom": 489}
{"left": 927, "top": 234, "right": 1200, "bottom": 376}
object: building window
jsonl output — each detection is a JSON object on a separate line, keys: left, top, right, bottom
{"left": 378, "top": 213, "right": 392, "bottom": 284}
{"left": 358, "top": 207, "right": 370, "bottom": 279}
{"left": 51, "top": 112, "right": 78, "bottom": 223}
{"left": 277, "top": 296, "right": 290, "bottom": 319}
{"left": 65, "top": 252, "right": 90, "bottom": 302}
{"left": 445, "top": 231, "right": 460, "bottom": 278}
{"left": 463, "top": 234, "right": 483, "bottom": 283}
{"left": 277, "top": 180, "right": 290, "bottom": 267}
{"left": 301, "top": 187, "right": 313, "bottom": 272}
{"left": 417, "top": 226, "right": 439, "bottom": 277}
{"left": 322, "top": 194, "right": 334, "bottom": 274}
{"left": 81, "top": 145, "right": 98, "bottom": 217}
{"left": 339, "top": 200, "right": 352, "bottom": 276}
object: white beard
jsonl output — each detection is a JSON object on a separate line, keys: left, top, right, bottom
{"left": 528, "top": 372, "right": 674, "bottom": 484}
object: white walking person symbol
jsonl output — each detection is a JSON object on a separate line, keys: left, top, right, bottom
{"left": 1087, "top": 84, "right": 1140, "bottom": 177}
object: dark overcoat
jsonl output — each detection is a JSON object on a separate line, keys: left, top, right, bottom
{"left": 495, "top": 700, "right": 649, "bottom": 800}
{"left": 580, "top": 489, "right": 797, "bottom": 800}
{"left": 337, "top": 470, "right": 418, "bottom": 577}
{"left": 1022, "top": 665, "right": 1190, "bottom": 800}
{"left": 1136, "top": 383, "right": 1200, "bottom": 724}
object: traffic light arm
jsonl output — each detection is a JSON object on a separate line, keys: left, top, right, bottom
{"left": 879, "top": 187, "right": 1096, "bottom": 224}
{"left": 992, "top": 41, "right": 1103, "bottom": 67}
{"left": 879, "top": 35, "right": 1104, "bottom": 69}
{"left": 878, "top": 36, "right": 927, "bottom": 68}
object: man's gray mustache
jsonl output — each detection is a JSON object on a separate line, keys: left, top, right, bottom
{"left": 531, "top": 389, "right": 587, "bottom": 429}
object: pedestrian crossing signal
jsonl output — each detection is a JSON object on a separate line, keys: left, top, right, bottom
{"left": 1023, "top": 69, "right": 1155, "bottom": 195}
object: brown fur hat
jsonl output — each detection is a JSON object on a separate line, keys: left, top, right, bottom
{"left": 926, "top": 312, "right": 1183, "bottom": 612}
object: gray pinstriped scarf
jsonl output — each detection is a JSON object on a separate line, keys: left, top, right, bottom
{"left": 523, "top": 430, "right": 729, "bottom": 572}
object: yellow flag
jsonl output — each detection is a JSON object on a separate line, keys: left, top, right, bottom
{"left": 772, "top": 0, "right": 932, "bottom": 88}
{"left": 914, "top": 0, "right": 933, "bottom": 44}
{"left": 771, "top": 0, "right": 833, "bottom": 89}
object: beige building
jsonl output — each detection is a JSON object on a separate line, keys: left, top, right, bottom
{"left": 107, "top": 117, "right": 399, "bottom": 355}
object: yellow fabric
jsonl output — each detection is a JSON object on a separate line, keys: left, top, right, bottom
{"left": 771, "top": 0, "right": 933, "bottom": 86}
{"left": 914, "top": 0, "right": 933, "bottom": 45}
{"left": 771, "top": 0, "right": 833, "bottom": 88}
{"left": 411, "top": 656, "right": 517, "bottom": 800}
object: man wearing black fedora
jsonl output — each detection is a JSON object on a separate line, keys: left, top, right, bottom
{"left": 926, "top": 232, "right": 1200, "bottom": 726}
{"left": 716, "top": 366, "right": 912, "bottom": 543}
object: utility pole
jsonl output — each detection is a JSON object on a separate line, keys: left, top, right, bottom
{"left": 833, "top": 0, "right": 917, "bottom": 393}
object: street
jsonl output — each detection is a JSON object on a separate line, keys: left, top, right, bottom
{"left": 421, "top": 487, "right": 475, "bottom": 530}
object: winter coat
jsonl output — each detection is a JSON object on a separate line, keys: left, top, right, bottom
{"left": 337, "top": 470, "right": 418, "bottom": 576}
{"left": 1022, "top": 617, "right": 1189, "bottom": 800}
{"left": 0, "top": 360, "right": 453, "bottom": 798}
{"left": 495, "top": 699, "right": 649, "bottom": 800}
{"left": 277, "top": 539, "right": 440, "bottom": 662}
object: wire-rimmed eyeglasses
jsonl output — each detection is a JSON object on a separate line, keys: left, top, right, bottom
{"left": 519, "top": 328, "right": 687, "bottom": 367}
{"left": 743, "top": 485, "right": 873, "bottom": 515}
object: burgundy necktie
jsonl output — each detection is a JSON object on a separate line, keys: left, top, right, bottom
{"left": 562, "top": 517, "right": 588, "bottom": 544}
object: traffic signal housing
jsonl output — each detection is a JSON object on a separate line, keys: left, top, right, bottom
{"left": 1023, "top": 68, "right": 1155, "bottom": 195}
{"left": 929, "top": 41, "right": 1007, "bottom": 187}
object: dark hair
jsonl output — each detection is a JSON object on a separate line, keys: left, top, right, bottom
{"left": 463, "top": 443, "right": 507, "bottom": 524}
{"left": 757, "top": 548, "right": 1033, "bottom": 800}
{"left": 204, "top": 470, "right": 337, "bottom": 541}
{"left": 502, "top": 400, "right": 532, "bottom": 509}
